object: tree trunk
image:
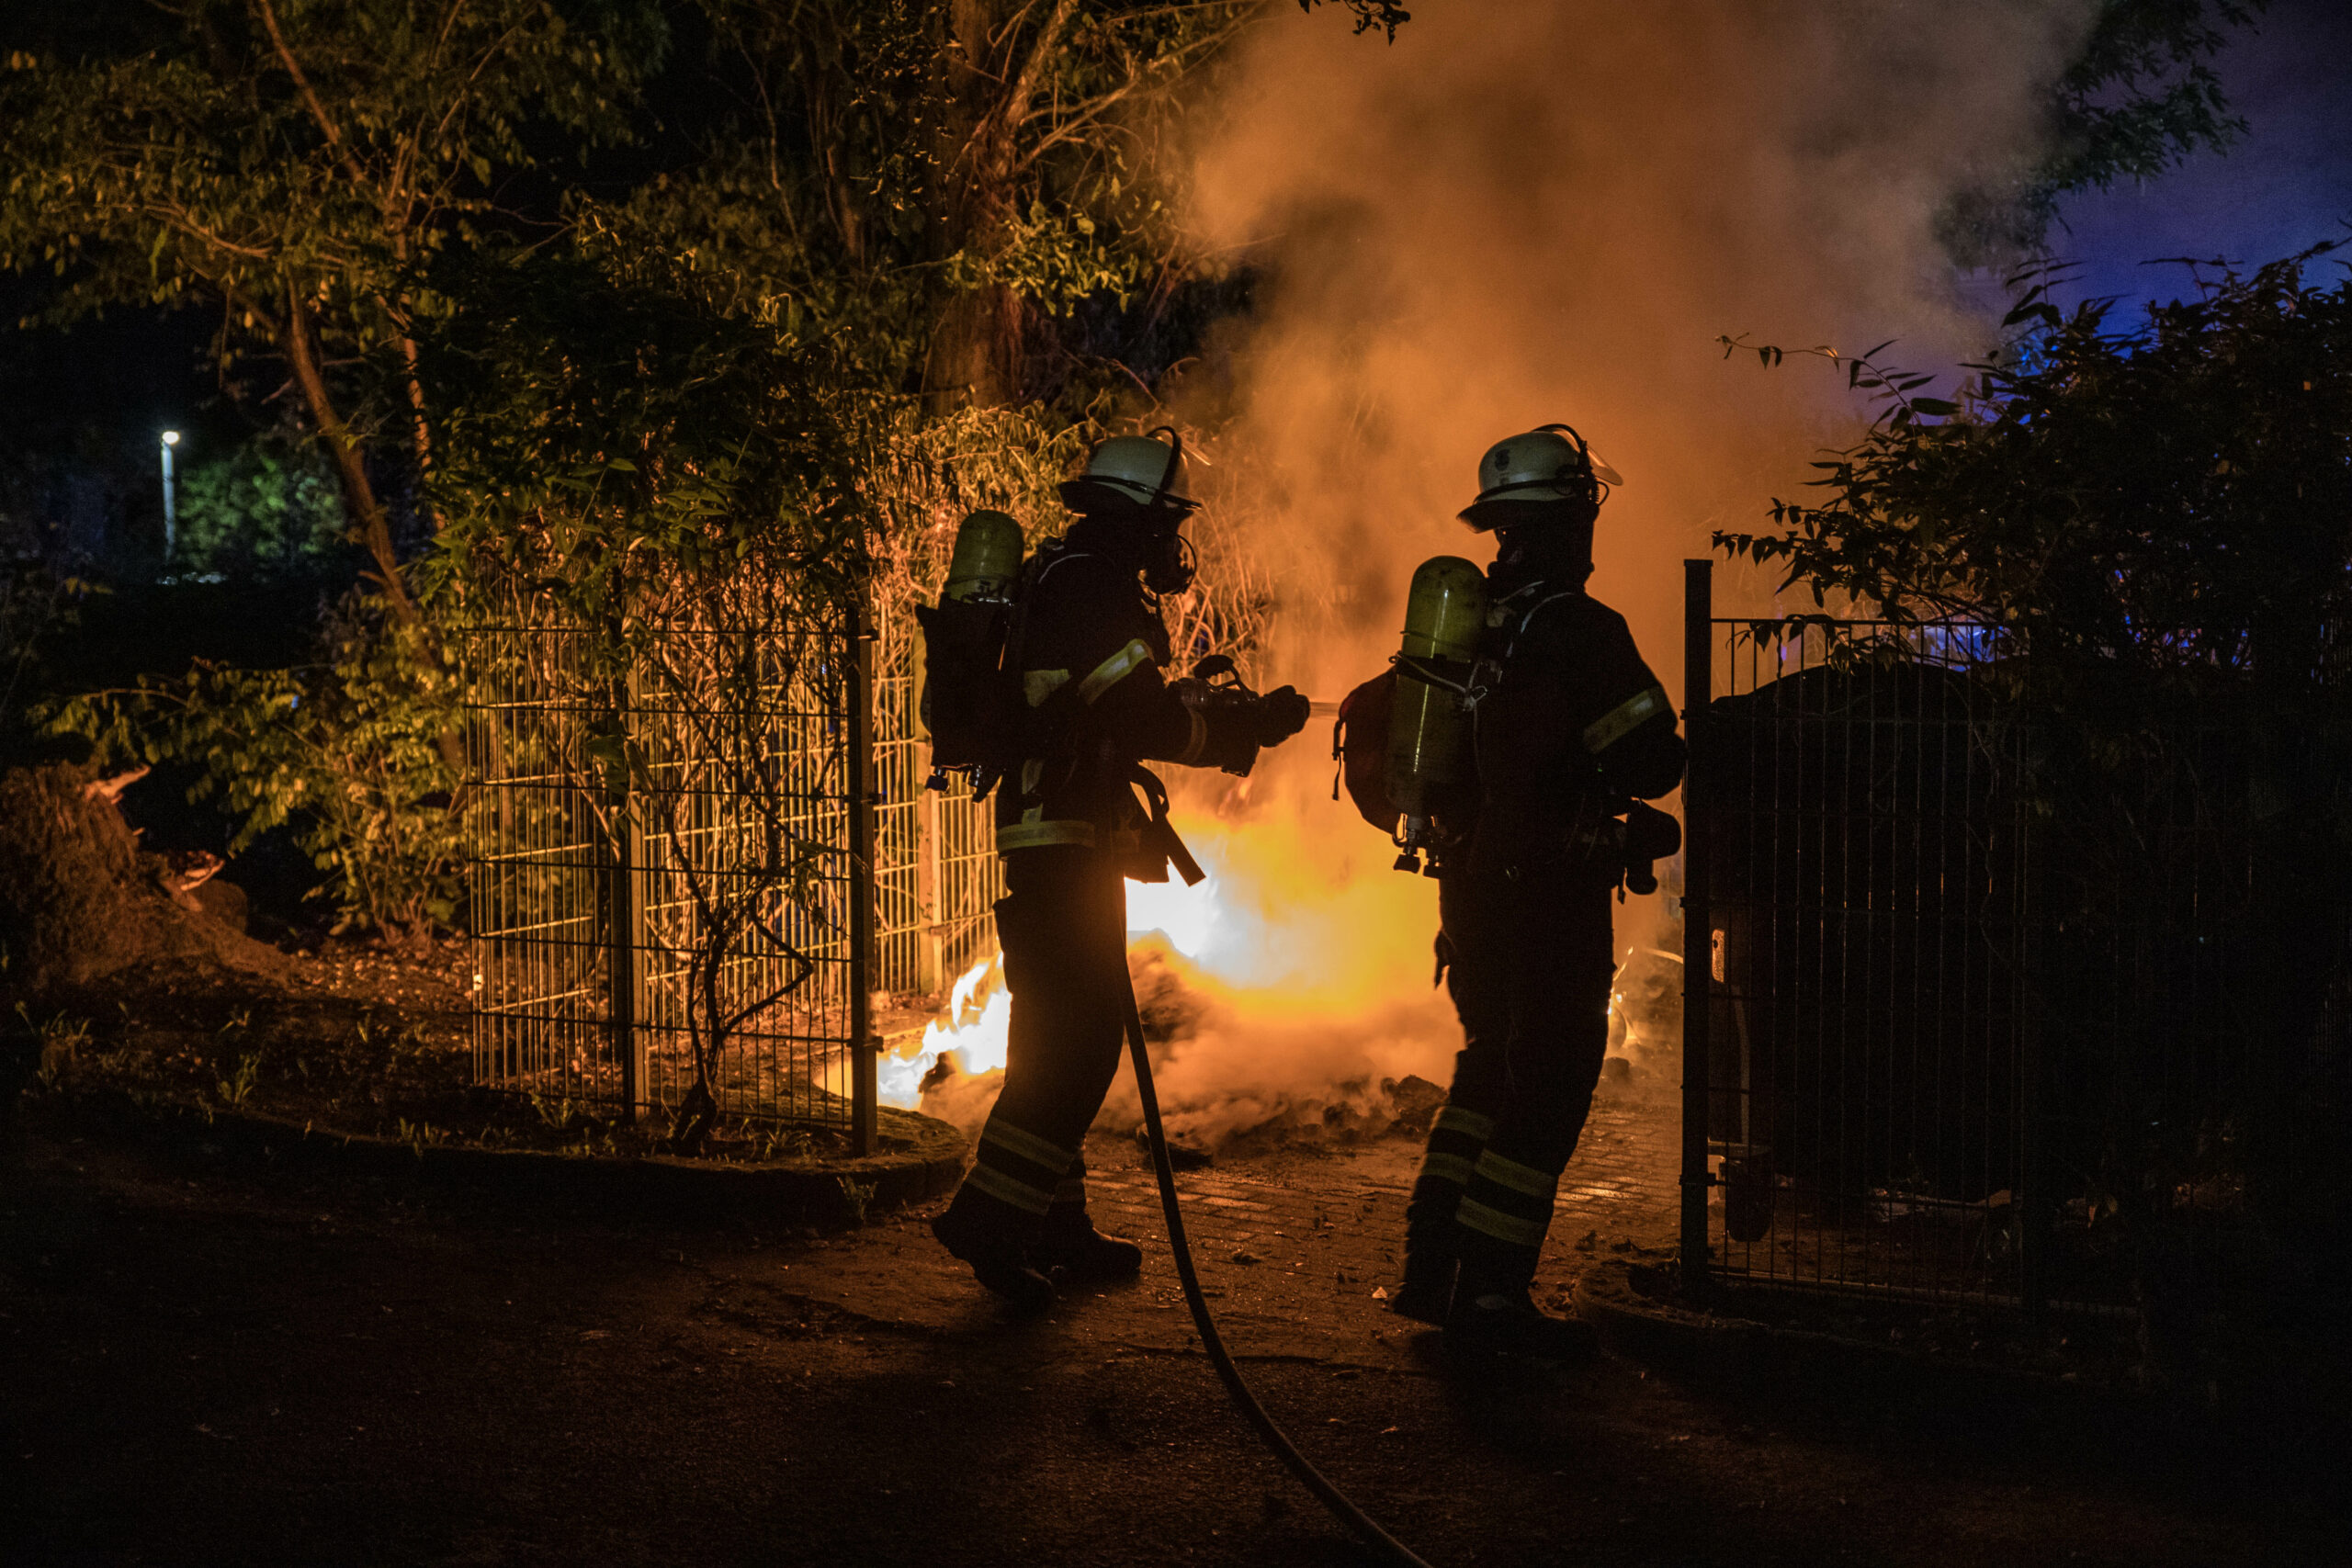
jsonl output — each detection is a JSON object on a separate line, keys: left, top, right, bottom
{"left": 920, "top": 0, "right": 1030, "bottom": 413}
{"left": 281, "top": 285, "right": 467, "bottom": 781}
{"left": 281, "top": 286, "right": 419, "bottom": 626}
{"left": 924, "top": 284, "right": 1023, "bottom": 412}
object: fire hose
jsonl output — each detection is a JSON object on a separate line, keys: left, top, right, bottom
{"left": 1120, "top": 976, "right": 1436, "bottom": 1568}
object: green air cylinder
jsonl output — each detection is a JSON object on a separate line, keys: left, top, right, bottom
{"left": 942, "top": 509, "right": 1025, "bottom": 603}
{"left": 1384, "top": 555, "right": 1487, "bottom": 874}
{"left": 921, "top": 509, "right": 1026, "bottom": 784}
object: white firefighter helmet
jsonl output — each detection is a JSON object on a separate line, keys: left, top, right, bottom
{"left": 1457, "top": 423, "right": 1623, "bottom": 531}
{"left": 1058, "top": 428, "right": 1199, "bottom": 517}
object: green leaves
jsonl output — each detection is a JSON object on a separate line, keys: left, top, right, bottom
{"left": 40, "top": 592, "right": 462, "bottom": 942}
{"left": 1719, "top": 244, "right": 2352, "bottom": 726}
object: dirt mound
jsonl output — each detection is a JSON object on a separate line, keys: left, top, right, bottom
{"left": 0, "top": 763, "right": 287, "bottom": 1004}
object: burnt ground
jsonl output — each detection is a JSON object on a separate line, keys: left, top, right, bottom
{"left": 6, "top": 1093, "right": 2344, "bottom": 1568}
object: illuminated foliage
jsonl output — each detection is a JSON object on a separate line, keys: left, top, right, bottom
{"left": 0, "top": 0, "right": 665, "bottom": 622}
{"left": 46, "top": 601, "right": 464, "bottom": 946}
{"left": 1944, "top": 0, "right": 2270, "bottom": 262}
{"left": 1720, "top": 245, "right": 2352, "bottom": 695}
{"left": 172, "top": 435, "right": 347, "bottom": 581}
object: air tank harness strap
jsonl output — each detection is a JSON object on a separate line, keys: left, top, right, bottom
{"left": 1390, "top": 652, "right": 1483, "bottom": 705}
{"left": 1128, "top": 765, "right": 1205, "bottom": 887}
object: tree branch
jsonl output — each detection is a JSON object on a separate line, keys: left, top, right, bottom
{"left": 281, "top": 279, "right": 419, "bottom": 627}
{"left": 252, "top": 0, "right": 370, "bottom": 190}
{"left": 253, "top": 0, "right": 443, "bottom": 524}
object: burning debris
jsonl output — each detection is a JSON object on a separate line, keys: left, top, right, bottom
{"left": 886, "top": 801, "right": 1683, "bottom": 1157}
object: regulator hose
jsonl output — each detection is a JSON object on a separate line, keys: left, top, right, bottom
{"left": 1121, "top": 981, "right": 1436, "bottom": 1568}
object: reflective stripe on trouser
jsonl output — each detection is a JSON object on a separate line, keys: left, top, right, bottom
{"left": 1435, "top": 867, "right": 1616, "bottom": 1291}
{"left": 1043, "top": 1157, "right": 1093, "bottom": 1234}
{"left": 947, "top": 845, "right": 1130, "bottom": 1237}
{"left": 1404, "top": 1103, "right": 1496, "bottom": 1262}
{"left": 960, "top": 1113, "right": 1078, "bottom": 1217}
{"left": 1453, "top": 1146, "right": 1564, "bottom": 1271}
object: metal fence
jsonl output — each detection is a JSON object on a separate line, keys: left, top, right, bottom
{"left": 460, "top": 608, "right": 998, "bottom": 1149}
{"left": 1679, "top": 559, "right": 2292, "bottom": 1314}
{"left": 874, "top": 619, "right": 1005, "bottom": 1000}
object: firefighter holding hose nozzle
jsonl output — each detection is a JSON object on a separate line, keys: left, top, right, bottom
{"left": 1345, "top": 424, "right": 1685, "bottom": 1363}
{"left": 924, "top": 430, "right": 1311, "bottom": 1314}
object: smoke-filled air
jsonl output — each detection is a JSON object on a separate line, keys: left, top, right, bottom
{"left": 897, "top": 0, "right": 2098, "bottom": 1144}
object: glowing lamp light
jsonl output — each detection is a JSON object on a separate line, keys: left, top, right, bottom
{"left": 159, "top": 430, "right": 182, "bottom": 565}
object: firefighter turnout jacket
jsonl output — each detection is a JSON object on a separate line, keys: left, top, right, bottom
{"left": 1460, "top": 541, "right": 1686, "bottom": 879}
{"left": 1404, "top": 526, "right": 1688, "bottom": 1308}
{"left": 992, "top": 530, "right": 1254, "bottom": 873}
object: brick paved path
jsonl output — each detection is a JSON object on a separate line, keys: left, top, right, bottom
{"left": 809, "top": 1080, "right": 1679, "bottom": 1365}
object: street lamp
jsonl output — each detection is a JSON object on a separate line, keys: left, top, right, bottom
{"left": 160, "top": 430, "right": 181, "bottom": 564}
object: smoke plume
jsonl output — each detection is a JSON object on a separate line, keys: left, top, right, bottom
{"left": 1181, "top": 0, "right": 2095, "bottom": 689}
{"left": 922, "top": 2, "right": 2103, "bottom": 1146}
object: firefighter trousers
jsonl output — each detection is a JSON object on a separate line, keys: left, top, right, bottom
{"left": 944, "top": 844, "right": 1128, "bottom": 1243}
{"left": 1407, "top": 870, "right": 1617, "bottom": 1292}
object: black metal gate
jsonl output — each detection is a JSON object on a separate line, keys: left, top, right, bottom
{"left": 1679, "top": 559, "right": 2281, "bottom": 1314}
{"left": 1680, "top": 559, "right": 2040, "bottom": 1304}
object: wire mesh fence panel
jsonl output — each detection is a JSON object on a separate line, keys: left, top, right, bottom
{"left": 2026, "top": 698, "right": 2266, "bottom": 1309}
{"left": 628, "top": 626, "right": 861, "bottom": 1129}
{"left": 872, "top": 626, "right": 1002, "bottom": 998}
{"left": 462, "top": 619, "right": 865, "bottom": 1132}
{"left": 465, "top": 610, "right": 1000, "bottom": 1134}
{"left": 460, "top": 623, "right": 618, "bottom": 1110}
{"left": 1694, "top": 615, "right": 2037, "bottom": 1305}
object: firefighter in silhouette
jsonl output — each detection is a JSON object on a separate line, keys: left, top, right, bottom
{"left": 1392, "top": 425, "right": 1687, "bottom": 1360}
{"left": 931, "top": 431, "right": 1312, "bottom": 1312}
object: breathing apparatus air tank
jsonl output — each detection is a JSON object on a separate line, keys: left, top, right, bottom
{"left": 1384, "top": 556, "right": 1487, "bottom": 874}
{"left": 920, "top": 510, "right": 1028, "bottom": 790}
{"left": 942, "top": 509, "right": 1024, "bottom": 603}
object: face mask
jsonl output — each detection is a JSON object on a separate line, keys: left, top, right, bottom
{"left": 1142, "top": 529, "right": 1197, "bottom": 595}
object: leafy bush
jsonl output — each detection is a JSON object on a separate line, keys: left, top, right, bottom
{"left": 44, "top": 592, "right": 461, "bottom": 946}
{"left": 172, "top": 435, "right": 346, "bottom": 581}
{"left": 1719, "top": 246, "right": 2352, "bottom": 692}
{"left": 1718, "top": 245, "right": 2352, "bottom": 1314}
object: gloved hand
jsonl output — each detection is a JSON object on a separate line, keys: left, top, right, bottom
{"left": 1252, "top": 685, "right": 1311, "bottom": 747}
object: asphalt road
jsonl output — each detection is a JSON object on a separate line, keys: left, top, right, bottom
{"left": 3, "top": 1133, "right": 2340, "bottom": 1568}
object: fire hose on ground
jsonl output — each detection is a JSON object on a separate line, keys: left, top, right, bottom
{"left": 1119, "top": 976, "right": 1437, "bottom": 1568}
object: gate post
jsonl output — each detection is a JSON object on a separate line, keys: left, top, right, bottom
{"left": 2017, "top": 739, "right": 2051, "bottom": 1327}
{"left": 910, "top": 618, "right": 946, "bottom": 996}
{"left": 1679, "top": 559, "right": 1714, "bottom": 1296}
{"left": 608, "top": 666, "right": 648, "bottom": 1122}
{"left": 916, "top": 785, "right": 945, "bottom": 996}
{"left": 848, "top": 594, "right": 880, "bottom": 1156}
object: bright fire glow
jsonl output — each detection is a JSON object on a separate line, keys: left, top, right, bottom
{"left": 877, "top": 791, "right": 1674, "bottom": 1121}
{"left": 878, "top": 798, "right": 1457, "bottom": 1111}
{"left": 877, "top": 954, "right": 1012, "bottom": 1107}
{"left": 875, "top": 859, "right": 1227, "bottom": 1111}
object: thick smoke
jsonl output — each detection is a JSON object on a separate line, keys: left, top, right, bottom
{"left": 927, "top": 2, "right": 2103, "bottom": 1147}
{"left": 1181, "top": 0, "right": 2095, "bottom": 691}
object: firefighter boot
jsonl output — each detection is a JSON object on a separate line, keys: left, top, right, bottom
{"left": 1389, "top": 1196, "right": 1460, "bottom": 1325}
{"left": 1035, "top": 1212, "right": 1145, "bottom": 1280}
{"left": 931, "top": 1187, "right": 1055, "bottom": 1315}
{"left": 1389, "top": 1105, "right": 1494, "bottom": 1324}
{"left": 1445, "top": 1260, "right": 1599, "bottom": 1365}
{"left": 1035, "top": 1168, "right": 1144, "bottom": 1281}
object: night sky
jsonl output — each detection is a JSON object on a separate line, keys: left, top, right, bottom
{"left": 2052, "top": 0, "right": 2352, "bottom": 310}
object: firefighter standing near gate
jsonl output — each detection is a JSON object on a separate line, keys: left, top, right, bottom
{"left": 1384, "top": 425, "right": 1686, "bottom": 1361}
{"left": 928, "top": 431, "right": 1312, "bottom": 1313}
